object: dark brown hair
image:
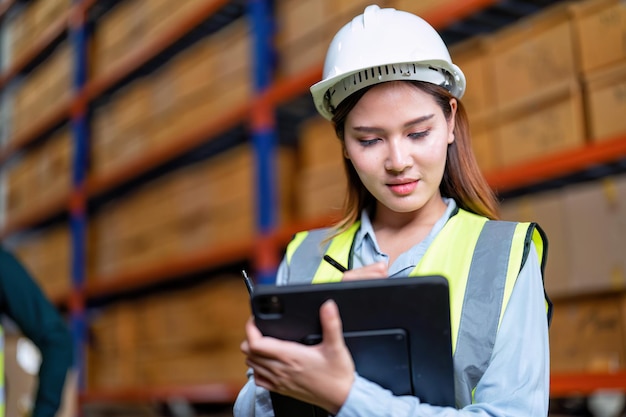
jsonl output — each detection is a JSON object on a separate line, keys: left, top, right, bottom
{"left": 330, "top": 80, "right": 499, "bottom": 235}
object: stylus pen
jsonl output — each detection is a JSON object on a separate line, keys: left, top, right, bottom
{"left": 323, "top": 255, "right": 348, "bottom": 273}
{"left": 241, "top": 270, "right": 254, "bottom": 295}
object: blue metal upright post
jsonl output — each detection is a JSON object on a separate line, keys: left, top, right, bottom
{"left": 69, "top": 0, "right": 89, "bottom": 394}
{"left": 248, "top": 0, "right": 279, "bottom": 284}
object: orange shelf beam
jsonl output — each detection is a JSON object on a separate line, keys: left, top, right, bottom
{"left": 551, "top": 371, "right": 626, "bottom": 397}
{"left": 83, "top": 0, "right": 230, "bottom": 101}
{"left": 80, "top": 383, "right": 242, "bottom": 404}
{"left": 84, "top": 239, "right": 254, "bottom": 299}
{"left": 263, "top": 64, "right": 323, "bottom": 106}
{"left": 485, "top": 135, "right": 626, "bottom": 193}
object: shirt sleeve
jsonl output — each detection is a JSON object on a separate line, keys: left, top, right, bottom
{"left": 335, "top": 242, "right": 550, "bottom": 417}
{"left": 0, "top": 247, "right": 74, "bottom": 417}
{"left": 233, "top": 258, "right": 291, "bottom": 417}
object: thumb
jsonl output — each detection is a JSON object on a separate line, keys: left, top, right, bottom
{"left": 320, "top": 299, "right": 344, "bottom": 347}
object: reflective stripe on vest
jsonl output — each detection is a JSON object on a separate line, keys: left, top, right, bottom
{"left": 284, "top": 208, "right": 548, "bottom": 407}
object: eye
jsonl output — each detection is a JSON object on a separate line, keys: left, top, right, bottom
{"left": 408, "top": 130, "right": 429, "bottom": 139}
{"left": 359, "top": 138, "right": 381, "bottom": 147}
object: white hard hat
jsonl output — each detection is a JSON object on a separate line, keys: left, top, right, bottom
{"left": 310, "top": 4, "right": 466, "bottom": 121}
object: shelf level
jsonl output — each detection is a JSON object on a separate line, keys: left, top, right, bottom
{"left": 0, "top": 97, "right": 72, "bottom": 165}
{"left": 83, "top": 0, "right": 230, "bottom": 101}
{"left": 0, "top": 6, "right": 69, "bottom": 90}
{"left": 551, "top": 371, "right": 626, "bottom": 397}
{"left": 0, "top": 0, "right": 229, "bottom": 165}
{"left": 80, "top": 382, "right": 242, "bottom": 404}
{"left": 86, "top": 103, "right": 249, "bottom": 197}
{"left": 3, "top": 133, "right": 626, "bottom": 262}
{"left": 485, "top": 135, "right": 626, "bottom": 193}
{"left": 79, "top": 371, "right": 626, "bottom": 404}
{"left": 0, "top": 191, "right": 69, "bottom": 239}
{"left": 84, "top": 238, "right": 254, "bottom": 300}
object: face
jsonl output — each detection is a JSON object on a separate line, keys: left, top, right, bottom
{"left": 343, "top": 81, "right": 457, "bottom": 221}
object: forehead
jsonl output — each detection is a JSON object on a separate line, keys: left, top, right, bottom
{"left": 347, "top": 81, "right": 441, "bottom": 125}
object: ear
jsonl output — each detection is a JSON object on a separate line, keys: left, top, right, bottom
{"left": 343, "top": 144, "right": 350, "bottom": 159}
{"left": 447, "top": 98, "right": 457, "bottom": 145}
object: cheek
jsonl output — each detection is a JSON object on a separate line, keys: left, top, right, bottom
{"left": 418, "top": 140, "right": 449, "bottom": 172}
{"left": 345, "top": 146, "right": 383, "bottom": 175}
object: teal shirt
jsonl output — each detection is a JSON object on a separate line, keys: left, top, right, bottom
{"left": 0, "top": 246, "right": 74, "bottom": 417}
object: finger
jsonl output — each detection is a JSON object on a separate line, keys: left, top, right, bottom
{"left": 343, "top": 261, "right": 388, "bottom": 280}
{"left": 247, "top": 360, "right": 276, "bottom": 390}
{"left": 246, "top": 320, "right": 306, "bottom": 360}
{"left": 319, "top": 299, "right": 344, "bottom": 347}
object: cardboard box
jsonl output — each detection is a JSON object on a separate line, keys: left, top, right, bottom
{"left": 89, "top": 144, "right": 295, "bottom": 277}
{"left": 469, "top": 112, "right": 499, "bottom": 173}
{"left": 571, "top": 0, "right": 626, "bottom": 74}
{"left": 450, "top": 37, "right": 495, "bottom": 119}
{"left": 550, "top": 294, "right": 625, "bottom": 373}
{"left": 298, "top": 116, "right": 344, "bottom": 169}
{"left": 145, "top": 0, "right": 200, "bottom": 39}
{"left": 91, "top": 0, "right": 147, "bottom": 76}
{"left": 296, "top": 161, "right": 347, "bottom": 220}
{"left": 275, "top": 0, "right": 329, "bottom": 48}
{"left": 562, "top": 178, "right": 625, "bottom": 294}
{"left": 87, "top": 275, "right": 249, "bottom": 389}
{"left": 490, "top": 3, "right": 577, "bottom": 108}
{"left": 38, "top": 128, "right": 72, "bottom": 203}
{"left": 614, "top": 173, "right": 626, "bottom": 280}
{"left": 275, "top": 0, "right": 373, "bottom": 78}
{"left": 495, "top": 80, "right": 585, "bottom": 167}
{"left": 583, "top": 61, "right": 626, "bottom": 142}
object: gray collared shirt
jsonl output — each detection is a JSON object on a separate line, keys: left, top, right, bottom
{"left": 351, "top": 198, "right": 457, "bottom": 277}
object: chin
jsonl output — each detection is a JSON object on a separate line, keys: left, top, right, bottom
{"left": 384, "top": 202, "right": 427, "bottom": 214}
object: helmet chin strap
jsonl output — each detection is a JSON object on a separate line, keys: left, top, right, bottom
{"left": 325, "top": 63, "right": 455, "bottom": 115}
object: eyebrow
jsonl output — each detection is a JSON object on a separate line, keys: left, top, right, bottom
{"left": 352, "top": 114, "right": 435, "bottom": 133}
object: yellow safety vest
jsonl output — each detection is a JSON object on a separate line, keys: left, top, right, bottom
{"left": 284, "top": 208, "right": 551, "bottom": 406}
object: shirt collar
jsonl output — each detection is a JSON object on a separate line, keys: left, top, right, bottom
{"left": 352, "top": 198, "right": 458, "bottom": 272}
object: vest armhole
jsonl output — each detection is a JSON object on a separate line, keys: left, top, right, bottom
{"left": 520, "top": 223, "right": 553, "bottom": 326}
{"left": 519, "top": 223, "right": 548, "bottom": 273}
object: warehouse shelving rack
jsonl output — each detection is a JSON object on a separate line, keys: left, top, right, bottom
{"left": 1, "top": 0, "right": 626, "bottom": 409}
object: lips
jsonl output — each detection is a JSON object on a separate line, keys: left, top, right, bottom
{"left": 387, "top": 180, "right": 418, "bottom": 195}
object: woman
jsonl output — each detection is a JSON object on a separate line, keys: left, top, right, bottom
{"left": 235, "top": 5, "right": 551, "bottom": 416}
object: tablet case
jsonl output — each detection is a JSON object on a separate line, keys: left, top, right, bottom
{"left": 250, "top": 275, "right": 455, "bottom": 416}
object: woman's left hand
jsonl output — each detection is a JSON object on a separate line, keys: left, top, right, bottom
{"left": 241, "top": 299, "right": 355, "bottom": 415}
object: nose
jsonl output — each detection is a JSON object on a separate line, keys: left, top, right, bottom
{"left": 384, "top": 139, "right": 412, "bottom": 173}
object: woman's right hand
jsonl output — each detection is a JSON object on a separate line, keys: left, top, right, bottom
{"left": 241, "top": 300, "right": 355, "bottom": 415}
{"left": 342, "top": 261, "right": 388, "bottom": 281}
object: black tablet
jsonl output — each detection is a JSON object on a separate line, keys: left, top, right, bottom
{"left": 250, "top": 275, "right": 455, "bottom": 416}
